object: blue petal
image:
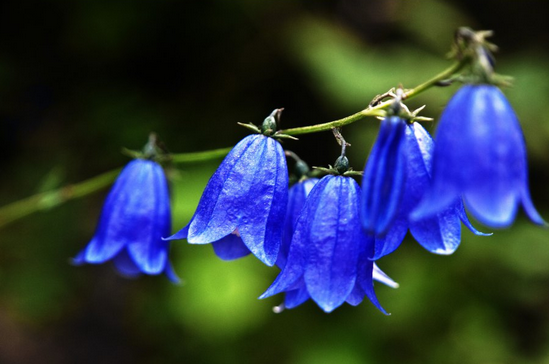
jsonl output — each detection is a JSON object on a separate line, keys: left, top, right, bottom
{"left": 456, "top": 200, "right": 492, "bottom": 236}
{"left": 410, "top": 206, "right": 461, "bottom": 255}
{"left": 113, "top": 248, "right": 142, "bottom": 278}
{"left": 404, "top": 123, "right": 433, "bottom": 204}
{"left": 405, "top": 123, "right": 474, "bottom": 254}
{"left": 261, "top": 176, "right": 335, "bottom": 300}
{"left": 402, "top": 122, "right": 440, "bottom": 220}
{"left": 79, "top": 160, "right": 152, "bottom": 263}
{"left": 347, "top": 263, "right": 398, "bottom": 306}
{"left": 165, "top": 225, "right": 189, "bottom": 241}
{"left": 185, "top": 135, "right": 261, "bottom": 244}
{"left": 411, "top": 88, "right": 471, "bottom": 220}
{"left": 404, "top": 123, "right": 458, "bottom": 254}
{"left": 346, "top": 281, "right": 366, "bottom": 306}
{"left": 113, "top": 248, "right": 180, "bottom": 283}
{"left": 411, "top": 183, "right": 460, "bottom": 222}
{"left": 520, "top": 188, "right": 547, "bottom": 226}
{"left": 464, "top": 185, "right": 518, "bottom": 228}
{"left": 211, "top": 232, "right": 251, "bottom": 260}
{"left": 371, "top": 217, "right": 408, "bottom": 260}
{"left": 361, "top": 116, "right": 407, "bottom": 235}
{"left": 184, "top": 134, "right": 288, "bottom": 266}
{"left": 163, "top": 262, "right": 181, "bottom": 284}
{"left": 260, "top": 177, "right": 322, "bottom": 299}
{"left": 284, "top": 281, "right": 310, "bottom": 309}
{"left": 237, "top": 136, "right": 288, "bottom": 266}
{"left": 277, "top": 178, "right": 319, "bottom": 269}
{"left": 304, "top": 176, "right": 359, "bottom": 313}
{"left": 127, "top": 161, "right": 171, "bottom": 274}
{"left": 355, "top": 233, "right": 388, "bottom": 314}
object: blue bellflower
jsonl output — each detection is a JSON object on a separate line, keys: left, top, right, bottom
{"left": 74, "top": 159, "right": 178, "bottom": 282}
{"left": 274, "top": 177, "right": 397, "bottom": 311}
{"left": 261, "top": 175, "right": 388, "bottom": 313}
{"left": 413, "top": 85, "right": 544, "bottom": 228}
{"left": 371, "top": 122, "right": 488, "bottom": 259}
{"left": 167, "top": 134, "right": 288, "bottom": 266}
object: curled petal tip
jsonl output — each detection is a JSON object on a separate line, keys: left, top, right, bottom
{"left": 373, "top": 263, "right": 399, "bottom": 289}
{"left": 521, "top": 189, "right": 547, "bottom": 227}
{"left": 164, "top": 225, "right": 189, "bottom": 241}
{"left": 476, "top": 231, "right": 493, "bottom": 237}
{"left": 433, "top": 248, "right": 457, "bottom": 255}
{"left": 272, "top": 304, "right": 285, "bottom": 314}
{"left": 70, "top": 256, "right": 84, "bottom": 266}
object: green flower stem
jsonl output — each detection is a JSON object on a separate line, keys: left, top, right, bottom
{"left": 279, "top": 61, "right": 465, "bottom": 136}
{"left": 170, "top": 146, "right": 232, "bottom": 163}
{"left": 0, "top": 168, "right": 121, "bottom": 229}
{"left": 0, "top": 60, "right": 467, "bottom": 229}
{"left": 0, "top": 147, "right": 232, "bottom": 229}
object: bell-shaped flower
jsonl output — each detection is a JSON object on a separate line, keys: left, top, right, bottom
{"left": 167, "top": 134, "right": 288, "bottom": 266}
{"left": 370, "top": 122, "right": 488, "bottom": 260}
{"left": 361, "top": 116, "right": 407, "bottom": 236}
{"left": 73, "top": 159, "right": 178, "bottom": 282}
{"left": 260, "top": 175, "right": 387, "bottom": 313}
{"left": 272, "top": 176, "right": 397, "bottom": 311}
{"left": 412, "top": 85, "right": 544, "bottom": 228}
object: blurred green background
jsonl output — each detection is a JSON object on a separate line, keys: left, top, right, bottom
{"left": 1, "top": 1, "right": 548, "bottom": 363}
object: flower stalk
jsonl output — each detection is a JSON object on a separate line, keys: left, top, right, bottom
{"left": 0, "top": 53, "right": 470, "bottom": 230}
{"left": 278, "top": 60, "right": 465, "bottom": 136}
{"left": 0, "top": 147, "right": 233, "bottom": 229}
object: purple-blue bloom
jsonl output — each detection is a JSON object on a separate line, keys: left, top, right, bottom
{"left": 371, "top": 122, "right": 488, "bottom": 259}
{"left": 413, "top": 84, "right": 544, "bottom": 228}
{"left": 361, "top": 116, "right": 407, "bottom": 236}
{"left": 261, "top": 175, "right": 387, "bottom": 313}
{"left": 273, "top": 177, "right": 397, "bottom": 311}
{"left": 73, "top": 159, "right": 178, "bottom": 282}
{"left": 167, "top": 134, "right": 288, "bottom": 267}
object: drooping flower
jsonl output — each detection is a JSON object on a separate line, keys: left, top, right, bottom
{"left": 73, "top": 159, "right": 178, "bottom": 282}
{"left": 361, "top": 116, "right": 407, "bottom": 236}
{"left": 261, "top": 174, "right": 388, "bottom": 313}
{"left": 371, "top": 122, "right": 488, "bottom": 259}
{"left": 412, "top": 84, "right": 545, "bottom": 228}
{"left": 167, "top": 133, "right": 288, "bottom": 266}
{"left": 272, "top": 176, "right": 397, "bottom": 311}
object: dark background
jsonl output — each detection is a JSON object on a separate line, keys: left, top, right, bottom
{"left": 1, "top": 1, "right": 548, "bottom": 363}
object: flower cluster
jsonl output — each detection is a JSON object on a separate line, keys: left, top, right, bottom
{"left": 74, "top": 29, "right": 544, "bottom": 315}
{"left": 166, "top": 84, "right": 542, "bottom": 313}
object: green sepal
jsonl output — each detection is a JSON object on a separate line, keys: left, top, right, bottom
{"left": 121, "top": 133, "right": 172, "bottom": 165}
{"left": 312, "top": 166, "right": 334, "bottom": 177}
{"left": 272, "top": 132, "right": 299, "bottom": 141}
{"left": 121, "top": 148, "right": 142, "bottom": 160}
{"left": 237, "top": 122, "right": 261, "bottom": 134}
{"left": 311, "top": 166, "right": 363, "bottom": 177}
{"left": 342, "top": 169, "right": 363, "bottom": 177}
